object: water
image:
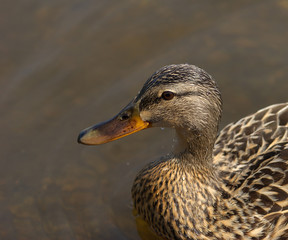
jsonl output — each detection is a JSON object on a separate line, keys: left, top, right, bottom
{"left": 1, "top": 1, "right": 288, "bottom": 239}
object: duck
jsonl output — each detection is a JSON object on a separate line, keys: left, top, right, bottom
{"left": 77, "top": 64, "right": 288, "bottom": 240}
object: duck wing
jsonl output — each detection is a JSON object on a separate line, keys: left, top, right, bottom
{"left": 213, "top": 103, "right": 288, "bottom": 217}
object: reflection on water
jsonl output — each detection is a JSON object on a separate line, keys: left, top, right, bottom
{"left": 1, "top": 0, "right": 288, "bottom": 239}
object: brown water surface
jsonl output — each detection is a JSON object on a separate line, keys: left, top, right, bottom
{"left": 1, "top": 1, "right": 288, "bottom": 239}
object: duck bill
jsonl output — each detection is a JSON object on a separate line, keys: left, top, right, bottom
{"left": 78, "top": 109, "right": 150, "bottom": 145}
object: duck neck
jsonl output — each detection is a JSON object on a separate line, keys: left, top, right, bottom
{"left": 172, "top": 126, "right": 222, "bottom": 201}
{"left": 173, "top": 126, "right": 217, "bottom": 166}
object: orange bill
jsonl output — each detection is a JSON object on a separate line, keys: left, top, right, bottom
{"left": 78, "top": 112, "right": 150, "bottom": 145}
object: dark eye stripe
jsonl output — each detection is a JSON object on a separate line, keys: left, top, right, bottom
{"left": 178, "top": 91, "right": 201, "bottom": 97}
{"left": 139, "top": 91, "right": 201, "bottom": 111}
{"left": 139, "top": 95, "right": 161, "bottom": 110}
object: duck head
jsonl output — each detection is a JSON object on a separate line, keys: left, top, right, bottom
{"left": 78, "top": 64, "right": 222, "bottom": 157}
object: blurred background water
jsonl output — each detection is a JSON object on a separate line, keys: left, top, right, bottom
{"left": 1, "top": 0, "right": 288, "bottom": 239}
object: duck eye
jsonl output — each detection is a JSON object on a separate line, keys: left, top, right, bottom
{"left": 161, "top": 91, "right": 175, "bottom": 100}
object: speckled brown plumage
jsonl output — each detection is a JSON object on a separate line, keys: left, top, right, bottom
{"left": 78, "top": 64, "right": 288, "bottom": 240}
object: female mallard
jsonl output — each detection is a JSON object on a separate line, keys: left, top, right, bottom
{"left": 78, "top": 64, "right": 288, "bottom": 240}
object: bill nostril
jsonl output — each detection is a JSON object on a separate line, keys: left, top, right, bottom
{"left": 119, "top": 113, "right": 130, "bottom": 121}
